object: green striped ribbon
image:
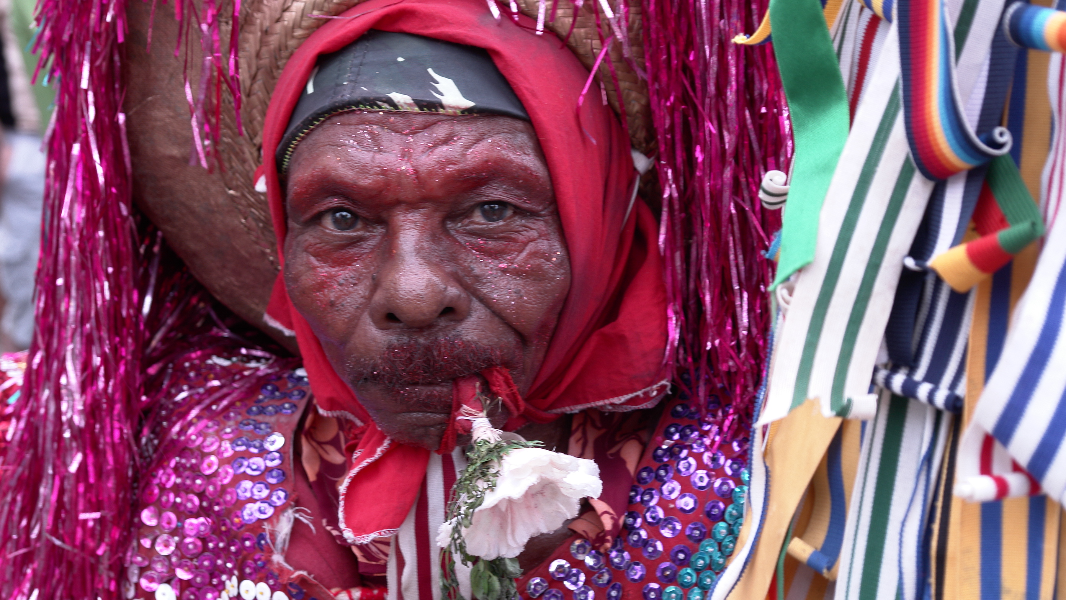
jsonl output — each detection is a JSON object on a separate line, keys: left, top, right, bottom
{"left": 770, "top": 0, "right": 852, "bottom": 288}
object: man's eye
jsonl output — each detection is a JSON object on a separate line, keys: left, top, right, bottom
{"left": 323, "top": 208, "right": 359, "bottom": 231}
{"left": 476, "top": 202, "right": 513, "bottom": 223}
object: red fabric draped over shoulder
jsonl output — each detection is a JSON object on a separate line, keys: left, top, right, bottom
{"left": 261, "top": 0, "right": 667, "bottom": 544}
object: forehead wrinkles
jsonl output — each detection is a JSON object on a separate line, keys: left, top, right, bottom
{"left": 290, "top": 117, "right": 545, "bottom": 191}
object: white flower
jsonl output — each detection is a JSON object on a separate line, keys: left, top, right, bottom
{"left": 437, "top": 448, "right": 602, "bottom": 560}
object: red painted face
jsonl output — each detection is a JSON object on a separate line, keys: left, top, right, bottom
{"left": 283, "top": 111, "right": 570, "bottom": 449}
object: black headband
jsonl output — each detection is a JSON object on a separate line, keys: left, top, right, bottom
{"left": 278, "top": 30, "right": 530, "bottom": 171}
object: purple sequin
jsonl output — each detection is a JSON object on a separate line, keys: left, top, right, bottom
{"left": 642, "top": 583, "right": 661, "bottom": 600}
{"left": 265, "top": 468, "right": 286, "bottom": 485}
{"left": 654, "top": 464, "right": 674, "bottom": 483}
{"left": 585, "top": 550, "right": 606, "bottom": 571}
{"left": 691, "top": 470, "right": 711, "bottom": 491}
{"left": 643, "top": 539, "right": 664, "bottom": 560}
{"left": 655, "top": 562, "right": 677, "bottom": 583}
{"left": 704, "top": 500, "right": 725, "bottom": 521}
{"left": 527, "top": 577, "right": 549, "bottom": 598}
{"left": 269, "top": 489, "right": 290, "bottom": 507}
{"left": 685, "top": 522, "right": 707, "bottom": 543}
{"left": 640, "top": 489, "right": 660, "bottom": 507}
{"left": 245, "top": 457, "right": 265, "bottom": 476}
{"left": 627, "top": 528, "right": 648, "bottom": 548}
{"left": 570, "top": 539, "right": 592, "bottom": 560}
{"left": 236, "top": 480, "right": 253, "bottom": 500}
{"left": 676, "top": 457, "right": 697, "bottom": 477}
{"left": 713, "top": 477, "right": 735, "bottom": 499}
{"left": 636, "top": 467, "right": 655, "bottom": 485}
{"left": 626, "top": 562, "right": 647, "bottom": 583}
{"left": 644, "top": 505, "right": 664, "bottom": 526}
{"left": 703, "top": 451, "right": 725, "bottom": 469}
{"left": 670, "top": 545, "right": 692, "bottom": 566}
{"left": 608, "top": 549, "right": 632, "bottom": 570}
{"left": 659, "top": 517, "right": 682, "bottom": 538}
{"left": 661, "top": 480, "right": 681, "bottom": 500}
{"left": 675, "top": 494, "right": 698, "bottom": 514}
{"left": 265, "top": 432, "right": 285, "bottom": 451}
{"left": 564, "top": 568, "right": 586, "bottom": 591}
{"left": 252, "top": 482, "right": 270, "bottom": 500}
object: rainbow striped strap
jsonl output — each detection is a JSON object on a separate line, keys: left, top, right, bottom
{"left": 1005, "top": 2, "right": 1066, "bottom": 52}
{"left": 927, "top": 155, "right": 1046, "bottom": 291}
{"left": 897, "top": 0, "right": 1013, "bottom": 180}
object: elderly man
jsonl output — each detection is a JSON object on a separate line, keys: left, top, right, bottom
{"left": 0, "top": 1, "right": 750, "bottom": 600}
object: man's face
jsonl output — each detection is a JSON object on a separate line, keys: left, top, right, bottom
{"left": 284, "top": 112, "right": 570, "bottom": 449}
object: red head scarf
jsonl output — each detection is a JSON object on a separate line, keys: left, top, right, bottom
{"left": 260, "top": 0, "right": 667, "bottom": 544}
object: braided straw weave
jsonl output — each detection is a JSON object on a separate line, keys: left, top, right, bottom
{"left": 238, "top": 0, "right": 649, "bottom": 149}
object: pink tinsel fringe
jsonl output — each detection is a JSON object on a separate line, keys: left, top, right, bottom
{"left": 0, "top": 0, "right": 244, "bottom": 597}
{"left": 643, "top": 0, "right": 790, "bottom": 426}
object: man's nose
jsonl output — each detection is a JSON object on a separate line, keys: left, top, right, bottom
{"left": 368, "top": 227, "right": 471, "bottom": 330}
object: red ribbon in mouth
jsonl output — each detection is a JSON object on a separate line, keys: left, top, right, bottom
{"left": 437, "top": 366, "right": 526, "bottom": 454}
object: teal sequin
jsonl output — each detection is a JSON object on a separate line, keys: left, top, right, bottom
{"left": 690, "top": 551, "right": 710, "bottom": 571}
{"left": 686, "top": 588, "right": 704, "bottom": 600}
{"left": 676, "top": 568, "right": 698, "bottom": 589}
{"left": 711, "top": 522, "right": 730, "bottom": 542}
{"left": 724, "top": 504, "right": 742, "bottom": 524}
{"left": 663, "top": 586, "right": 683, "bottom": 600}
{"left": 732, "top": 485, "right": 748, "bottom": 505}
{"left": 697, "top": 570, "right": 716, "bottom": 591}
{"left": 698, "top": 539, "right": 718, "bottom": 554}
{"left": 721, "top": 536, "right": 736, "bottom": 556}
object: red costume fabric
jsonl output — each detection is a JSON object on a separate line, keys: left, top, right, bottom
{"left": 260, "top": 0, "right": 668, "bottom": 548}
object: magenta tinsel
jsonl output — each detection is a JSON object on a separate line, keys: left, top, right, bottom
{"left": 0, "top": 0, "right": 140, "bottom": 597}
{"left": 0, "top": 0, "right": 244, "bottom": 596}
{"left": 643, "top": 0, "right": 791, "bottom": 427}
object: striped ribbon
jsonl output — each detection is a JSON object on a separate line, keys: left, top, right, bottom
{"left": 933, "top": 247, "right": 1060, "bottom": 600}
{"left": 927, "top": 155, "right": 1046, "bottom": 292}
{"left": 760, "top": 0, "right": 1008, "bottom": 425}
{"left": 386, "top": 450, "right": 470, "bottom": 600}
{"left": 777, "top": 421, "right": 862, "bottom": 600}
{"left": 834, "top": 393, "right": 951, "bottom": 600}
{"left": 897, "top": 0, "right": 1012, "bottom": 181}
{"left": 768, "top": 0, "right": 852, "bottom": 287}
{"left": 1005, "top": 2, "right": 1066, "bottom": 52}
{"left": 759, "top": 25, "right": 937, "bottom": 423}
{"left": 958, "top": 158, "right": 1066, "bottom": 506}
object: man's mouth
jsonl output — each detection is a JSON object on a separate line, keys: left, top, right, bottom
{"left": 345, "top": 336, "right": 506, "bottom": 388}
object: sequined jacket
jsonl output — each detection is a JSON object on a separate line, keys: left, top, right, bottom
{"left": 0, "top": 352, "right": 749, "bottom": 600}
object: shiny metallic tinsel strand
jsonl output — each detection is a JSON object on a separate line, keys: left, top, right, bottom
{"left": 0, "top": 0, "right": 243, "bottom": 596}
{"left": 0, "top": 1, "right": 138, "bottom": 596}
{"left": 643, "top": 0, "right": 791, "bottom": 427}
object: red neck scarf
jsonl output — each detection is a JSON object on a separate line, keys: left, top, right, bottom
{"left": 260, "top": 0, "right": 667, "bottom": 545}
